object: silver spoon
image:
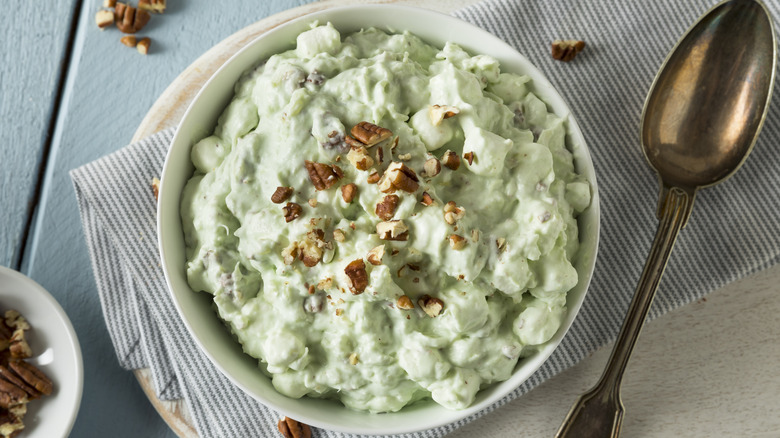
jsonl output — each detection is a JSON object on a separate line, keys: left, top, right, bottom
{"left": 556, "top": 1, "right": 776, "bottom": 436}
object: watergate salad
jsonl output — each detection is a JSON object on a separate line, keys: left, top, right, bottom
{"left": 181, "top": 23, "right": 591, "bottom": 413}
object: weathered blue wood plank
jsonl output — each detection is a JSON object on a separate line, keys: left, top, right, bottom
{"left": 0, "top": 0, "right": 79, "bottom": 268}
{"left": 22, "top": 1, "right": 319, "bottom": 436}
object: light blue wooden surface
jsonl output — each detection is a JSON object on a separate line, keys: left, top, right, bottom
{"left": 0, "top": 1, "right": 78, "bottom": 268}
{"left": 7, "top": 1, "right": 316, "bottom": 436}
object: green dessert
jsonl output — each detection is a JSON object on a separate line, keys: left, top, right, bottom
{"left": 181, "top": 23, "right": 591, "bottom": 413}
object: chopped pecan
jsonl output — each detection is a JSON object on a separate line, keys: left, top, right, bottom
{"left": 441, "top": 150, "right": 461, "bottom": 170}
{"left": 463, "top": 151, "right": 475, "bottom": 165}
{"left": 396, "top": 295, "right": 414, "bottom": 310}
{"left": 138, "top": 0, "right": 166, "bottom": 13}
{"left": 378, "top": 162, "right": 419, "bottom": 193}
{"left": 114, "top": 3, "right": 151, "bottom": 33}
{"left": 376, "top": 220, "right": 409, "bottom": 241}
{"left": 341, "top": 184, "right": 358, "bottom": 203}
{"left": 397, "top": 153, "right": 411, "bottom": 161}
{"left": 299, "top": 237, "right": 323, "bottom": 267}
{"left": 443, "top": 201, "right": 466, "bottom": 225}
{"left": 449, "top": 234, "right": 467, "bottom": 250}
{"left": 429, "top": 104, "right": 460, "bottom": 126}
{"left": 344, "top": 259, "right": 368, "bottom": 294}
{"left": 304, "top": 160, "right": 342, "bottom": 190}
{"left": 346, "top": 146, "right": 374, "bottom": 170}
{"left": 351, "top": 121, "right": 392, "bottom": 146}
{"left": 5, "top": 312, "right": 30, "bottom": 360}
{"left": 422, "top": 157, "right": 441, "bottom": 177}
{"left": 418, "top": 295, "right": 444, "bottom": 317}
{"left": 137, "top": 37, "right": 151, "bottom": 55}
{"left": 277, "top": 416, "right": 312, "bottom": 438}
{"left": 375, "top": 195, "right": 399, "bottom": 221}
{"left": 367, "top": 245, "right": 385, "bottom": 266}
{"left": 95, "top": 9, "right": 115, "bottom": 29}
{"left": 332, "top": 229, "right": 346, "bottom": 242}
{"left": 421, "top": 192, "right": 435, "bottom": 207}
{"left": 281, "top": 241, "right": 299, "bottom": 265}
{"left": 376, "top": 146, "right": 384, "bottom": 164}
{"left": 308, "top": 198, "right": 318, "bottom": 207}
{"left": 282, "top": 202, "right": 302, "bottom": 222}
{"left": 271, "top": 186, "right": 294, "bottom": 204}
{"left": 366, "top": 169, "right": 381, "bottom": 184}
{"left": 551, "top": 39, "right": 586, "bottom": 62}
{"left": 119, "top": 35, "right": 138, "bottom": 47}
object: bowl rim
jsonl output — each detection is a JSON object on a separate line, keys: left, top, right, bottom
{"left": 158, "top": 3, "right": 600, "bottom": 435}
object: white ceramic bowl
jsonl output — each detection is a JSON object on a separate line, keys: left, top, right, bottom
{"left": 159, "top": 5, "right": 599, "bottom": 435}
{"left": 0, "top": 266, "right": 83, "bottom": 438}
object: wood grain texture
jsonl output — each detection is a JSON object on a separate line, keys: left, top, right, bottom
{"left": 0, "top": 0, "right": 78, "bottom": 268}
{"left": 19, "top": 0, "right": 780, "bottom": 436}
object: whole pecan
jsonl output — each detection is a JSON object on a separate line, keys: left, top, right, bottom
{"left": 305, "top": 160, "right": 342, "bottom": 190}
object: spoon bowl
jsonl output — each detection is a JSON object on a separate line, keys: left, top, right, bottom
{"left": 641, "top": 0, "right": 775, "bottom": 191}
{"left": 557, "top": 1, "right": 776, "bottom": 436}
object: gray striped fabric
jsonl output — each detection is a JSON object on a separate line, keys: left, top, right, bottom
{"left": 71, "top": 0, "right": 780, "bottom": 436}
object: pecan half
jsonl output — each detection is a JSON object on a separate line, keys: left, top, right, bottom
{"left": 418, "top": 295, "right": 444, "bottom": 317}
{"left": 277, "top": 416, "right": 312, "bottom": 438}
{"left": 344, "top": 259, "right": 369, "bottom": 294}
{"left": 441, "top": 150, "right": 461, "bottom": 170}
{"left": 551, "top": 39, "right": 586, "bottom": 62}
{"left": 271, "top": 186, "right": 294, "bottom": 204}
{"left": 282, "top": 202, "right": 302, "bottom": 222}
{"left": 376, "top": 220, "right": 409, "bottom": 241}
{"left": 375, "top": 194, "right": 400, "bottom": 221}
{"left": 351, "top": 121, "right": 392, "bottom": 146}
{"left": 305, "top": 160, "right": 342, "bottom": 190}
{"left": 0, "top": 366, "right": 39, "bottom": 399}
{"left": 115, "top": 3, "right": 151, "bottom": 33}
{"left": 8, "top": 361, "right": 52, "bottom": 396}
{"left": 378, "top": 162, "right": 419, "bottom": 193}
{"left": 341, "top": 183, "right": 358, "bottom": 203}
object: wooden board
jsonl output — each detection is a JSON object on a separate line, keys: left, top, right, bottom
{"left": 130, "top": 1, "right": 473, "bottom": 435}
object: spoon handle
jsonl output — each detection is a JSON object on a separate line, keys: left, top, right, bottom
{"left": 556, "top": 186, "right": 695, "bottom": 438}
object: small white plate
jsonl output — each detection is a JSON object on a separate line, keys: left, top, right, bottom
{"left": 0, "top": 266, "right": 83, "bottom": 438}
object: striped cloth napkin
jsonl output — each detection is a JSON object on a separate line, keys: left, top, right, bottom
{"left": 71, "top": 0, "right": 780, "bottom": 436}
